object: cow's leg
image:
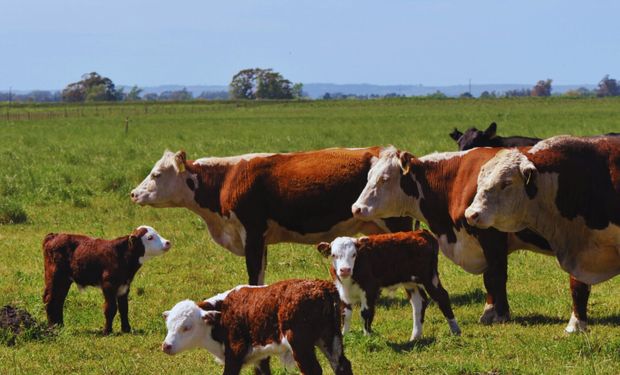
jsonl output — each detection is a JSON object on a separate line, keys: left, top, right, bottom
{"left": 478, "top": 231, "right": 510, "bottom": 324}
{"left": 245, "top": 233, "right": 267, "bottom": 285}
{"left": 566, "top": 275, "right": 590, "bottom": 333}
{"left": 102, "top": 283, "right": 118, "bottom": 335}
{"left": 342, "top": 303, "right": 353, "bottom": 335}
{"left": 317, "top": 336, "right": 353, "bottom": 375}
{"left": 360, "top": 289, "right": 377, "bottom": 335}
{"left": 422, "top": 278, "right": 461, "bottom": 336}
{"left": 405, "top": 286, "right": 425, "bottom": 340}
{"left": 117, "top": 288, "right": 131, "bottom": 333}
{"left": 43, "top": 270, "right": 72, "bottom": 327}
{"left": 254, "top": 358, "right": 271, "bottom": 375}
{"left": 289, "top": 340, "right": 322, "bottom": 375}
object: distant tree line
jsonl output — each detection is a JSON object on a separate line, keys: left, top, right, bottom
{"left": 2, "top": 73, "right": 620, "bottom": 103}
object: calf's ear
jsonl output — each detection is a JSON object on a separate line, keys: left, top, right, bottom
{"left": 449, "top": 128, "right": 463, "bottom": 141}
{"left": 317, "top": 242, "right": 331, "bottom": 257}
{"left": 485, "top": 122, "right": 497, "bottom": 138}
{"left": 356, "top": 236, "right": 370, "bottom": 249}
{"left": 399, "top": 151, "right": 413, "bottom": 175}
{"left": 174, "top": 150, "right": 187, "bottom": 173}
{"left": 201, "top": 310, "right": 221, "bottom": 325}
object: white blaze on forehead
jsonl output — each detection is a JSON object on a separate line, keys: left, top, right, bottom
{"left": 329, "top": 237, "right": 358, "bottom": 274}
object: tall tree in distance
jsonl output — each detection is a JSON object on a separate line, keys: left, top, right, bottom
{"left": 62, "top": 72, "right": 123, "bottom": 102}
{"left": 229, "top": 68, "right": 296, "bottom": 99}
{"left": 531, "top": 79, "right": 552, "bottom": 97}
{"left": 596, "top": 75, "right": 619, "bottom": 97}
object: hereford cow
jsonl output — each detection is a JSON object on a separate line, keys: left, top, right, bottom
{"left": 130, "top": 149, "right": 412, "bottom": 285}
{"left": 162, "top": 280, "right": 353, "bottom": 375}
{"left": 351, "top": 146, "right": 556, "bottom": 325}
{"left": 449, "top": 122, "right": 541, "bottom": 150}
{"left": 465, "top": 135, "right": 620, "bottom": 332}
{"left": 43, "top": 226, "right": 171, "bottom": 334}
{"left": 317, "top": 230, "right": 461, "bottom": 341}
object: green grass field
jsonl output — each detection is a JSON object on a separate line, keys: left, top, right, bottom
{"left": 1, "top": 98, "right": 620, "bottom": 374}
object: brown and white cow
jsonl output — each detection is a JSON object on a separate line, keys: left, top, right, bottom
{"left": 130, "top": 148, "right": 412, "bottom": 285}
{"left": 465, "top": 135, "right": 620, "bottom": 332}
{"left": 351, "top": 146, "right": 555, "bottom": 324}
{"left": 162, "top": 280, "right": 353, "bottom": 375}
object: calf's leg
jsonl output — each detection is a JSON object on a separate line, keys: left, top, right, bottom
{"left": 117, "top": 289, "right": 131, "bottom": 333}
{"left": 423, "top": 277, "right": 461, "bottom": 336}
{"left": 405, "top": 286, "right": 426, "bottom": 340}
{"left": 43, "top": 269, "right": 72, "bottom": 327}
{"left": 253, "top": 358, "right": 271, "bottom": 375}
{"left": 360, "top": 289, "right": 377, "bottom": 335}
{"left": 317, "top": 336, "right": 353, "bottom": 375}
{"left": 566, "top": 275, "right": 590, "bottom": 333}
{"left": 102, "top": 283, "right": 118, "bottom": 335}
{"left": 289, "top": 341, "right": 323, "bottom": 375}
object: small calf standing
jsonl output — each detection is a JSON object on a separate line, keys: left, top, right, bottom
{"left": 43, "top": 225, "right": 171, "bottom": 334}
{"left": 162, "top": 279, "right": 353, "bottom": 375}
{"left": 317, "top": 230, "right": 460, "bottom": 341}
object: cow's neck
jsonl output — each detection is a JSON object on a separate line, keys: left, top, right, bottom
{"left": 186, "top": 162, "right": 231, "bottom": 215}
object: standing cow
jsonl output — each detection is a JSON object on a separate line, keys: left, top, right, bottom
{"left": 131, "top": 148, "right": 412, "bottom": 285}
{"left": 465, "top": 135, "right": 620, "bottom": 332}
{"left": 449, "top": 122, "right": 541, "bottom": 150}
{"left": 351, "top": 146, "right": 554, "bottom": 324}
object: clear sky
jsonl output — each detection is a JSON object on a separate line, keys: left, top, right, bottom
{"left": 1, "top": 0, "right": 619, "bottom": 90}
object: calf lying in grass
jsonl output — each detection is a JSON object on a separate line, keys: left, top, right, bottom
{"left": 162, "top": 279, "right": 353, "bottom": 375}
{"left": 317, "top": 230, "right": 461, "bottom": 340}
{"left": 43, "top": 225, "right": 171, "bottom": 334}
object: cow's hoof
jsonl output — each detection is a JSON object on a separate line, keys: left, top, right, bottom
{"left": 565, "top": 313, "right": 587, "bottom": 333}
{"left": 121, "top": 325, "right": 131, "bottom": 333}
{"left": 479, "top": 303, "right": 497, "bottom": 325}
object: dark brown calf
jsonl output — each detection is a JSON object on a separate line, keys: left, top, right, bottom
{"left": 43, "top": 225, "right": 170, "bottom": 334}
{"left": 318, "top": 230, "right": 461, "bottom": 340}
{"left": 162, "top": 279, "right": 353, "bottom": 375}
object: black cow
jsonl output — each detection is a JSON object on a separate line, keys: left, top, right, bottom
{"left": 449, "top": 122, "right": 541, "bottom": 150}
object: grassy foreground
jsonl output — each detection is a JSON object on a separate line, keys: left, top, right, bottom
{"left": 1, "top": 98, "right": 620, "bottom": 374}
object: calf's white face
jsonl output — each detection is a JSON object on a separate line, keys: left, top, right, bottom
{"left": 162, "top": 300, "right": 220, "bottom": 356}
{"left": 352, "top": 148, "right": 412, "bottom": 219}
{"left": 137, "top": 225, "right": 171, "bottom": 260}
{"left": 318, "top": 237, "right": 362, "bottom": 278}
{"left": 130, "top": 150, "right": 195, "bottom": 208}
{"left": 465, "top": 149, "right": 536, "bottom": 232}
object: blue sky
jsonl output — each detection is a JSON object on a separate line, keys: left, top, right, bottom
{"left": 1, "top": 0, "right": 619, "bottom": 90}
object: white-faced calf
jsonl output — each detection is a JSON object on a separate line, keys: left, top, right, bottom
{"left": 43, "top": 225, "right": 171, "bottom": 334}
{"left": 317, "top": 230, "right": 461, "bottom": 340}
{"left": 162, "top": 279, "right": 353, "bottom": 375}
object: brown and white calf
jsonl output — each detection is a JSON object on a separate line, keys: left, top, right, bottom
{"left": 317, "top": 230, "right": 460, "bottom": 340}
{"left": 351, "top": 146, "right": 555, "bottom": 325}
{"left": 43, "top": 225, "right": 171, "bottom": 334}
{"left": 465, "top": 134, "right": 620, "bottom": 332}
{"left": 162, "top": 280, "right": 353, "bottom": 375}
{"left": 131, "top": 148, "right": 412, "bottom": 285}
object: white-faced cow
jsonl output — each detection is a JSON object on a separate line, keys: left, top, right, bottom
{"left": 131, "top": 149, "right": 412, "bottom": 285}
{"left": 449, "top": 122, "right": 541, "bottom": 151}
{"left": 465, "top": 135, "right": 620, "bottom": 332}
{"left": 351, "top": 146, "right": 555, "bottom": 325}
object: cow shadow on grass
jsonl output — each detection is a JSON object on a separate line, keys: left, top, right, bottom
{"left": 448, "top": 288, "right": 486, "bottom": 307}
{"left": 589, "top": 314, "right": 620, "bottom": 326}
{"left": 80, "top": 328, "right": 149, "bottom": 337}
{"left": 512, "top": 313, "right": 620, "bottom": 327}
{"left": 378, "top": 288, "right": 486, "bottom": 309}
{"left": 387, "top": 337, "right": 436, "bottom": 353}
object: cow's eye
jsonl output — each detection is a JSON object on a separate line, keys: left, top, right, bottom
{"left": 500, "top": 180, "right": 512, "bottom": 190}
{"left": 147, "top": 235, "right": 154, "bottom": 240}
{"left": 351, "top": 253, "right": 356, "bottom": 258}
{"left": 182, "top": 325, "right": 192, "bottom": 332}
{"left": 152, "top": 172, "right": 161, "bottom": 179}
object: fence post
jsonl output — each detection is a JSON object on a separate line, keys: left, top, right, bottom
{"left": 125, "top": 117, "right": 129, "bottom": 135}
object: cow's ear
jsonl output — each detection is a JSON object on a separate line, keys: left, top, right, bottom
{"left": 317, "top": 242, "right": 331, "bottom": 257}
{"left": 162, "top": 310, "right": 170, "bottom": 320}
{"left": 449, "top": 128, "right": 463, "bottom": 141}
{"left": 356, "top": 236, "right": 370, "bottom": 249}
{"left": 485, "top": 122, "right": 497, "bottom": 138}
{"left": 399, "top": 151, "right": 413, "bottom": 175}
{"left": 520, "top": 162, "right": 538, "bottom": 198}
{"left": 174, "top": 150, "right": 187, "bottom": 174}
{"left": 201, "top": 310, "right": 221, "bottom": 325}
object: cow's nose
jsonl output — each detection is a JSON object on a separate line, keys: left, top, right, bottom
{"left": 162, "top": 343, "right": 173, "bottom": 354}
{"left": 339, "top": 267, "right": 352, "bottom": 277}
{"left": 352, "top": 205, "right": 364, "bottom": 217}
{"left": 465, "top": 210, "right": 479, "bottom": 225}
{"left": 164, "top": 241, "right": 171, "bottom": 250}
{"left": 130, "top": 191, "right": 136, "bottom": 199}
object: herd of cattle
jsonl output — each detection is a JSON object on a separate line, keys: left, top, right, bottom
{"left": 41, "top": 123, "right": 619, "bottom": 374}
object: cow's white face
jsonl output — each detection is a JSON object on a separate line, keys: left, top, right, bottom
{"left": 318, "top": 237, "right": 362, "bottom": 279}
{"left": 162, "top": 300, "right": 220, "bottom": 356}
{"left": 465, "top": 149, "right": 536, "bottom": 231}
{"left": 131, "top": 150, "right": 195, "bottom": 208}
{"left": 135, "top": 225, "right": 171, "bottom": 260}
{"left": 352, "top": 148, "right": 414, "bottom": 219}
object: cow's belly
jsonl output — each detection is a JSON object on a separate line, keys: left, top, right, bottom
{"left": 438, "top": 229, "right": 487, "bottom": 274}
{"left": 263, "top": 217, "right": 388, "bottom": 245}
{"left": 563, "top": 224, "right": 620, "bottom": 284}
{"left": 201, "top": 210, "right": 246, "bottom": 256}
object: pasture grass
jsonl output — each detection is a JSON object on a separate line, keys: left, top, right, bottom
{"left": 1, "top": 98, "right": 620, "bottom": 374}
